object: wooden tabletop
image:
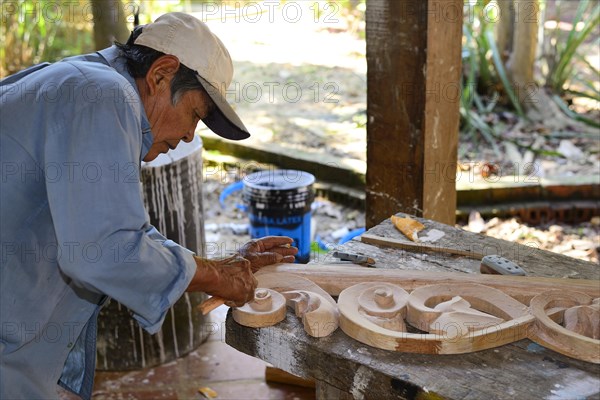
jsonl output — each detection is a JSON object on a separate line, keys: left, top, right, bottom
{"left": 225, "top": 216, "right": 600, "bottom": 399}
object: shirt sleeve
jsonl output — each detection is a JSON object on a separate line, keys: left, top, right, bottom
{"left": 43, "top": 64, "right": 196, "bottom": 334}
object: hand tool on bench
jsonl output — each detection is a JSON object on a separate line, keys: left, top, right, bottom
{"left": 480, "top": 255, "right": 526, "bottom": 276}
{"left": 330, "top": 251, "right": 375, "bottom": 266}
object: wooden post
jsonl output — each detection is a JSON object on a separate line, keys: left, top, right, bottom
{"left": 96, "top": 137, "right": 210, "bottom": 370}
{"left": 366, "top": 0, "right": 463, "bottom": 227}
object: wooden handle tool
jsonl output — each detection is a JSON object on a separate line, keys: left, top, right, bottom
{"left": 198, "top": 296, "right": 225, "bottom": 315}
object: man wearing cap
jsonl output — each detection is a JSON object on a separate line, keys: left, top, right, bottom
{"left": 0, "top": 13, "right": 296, "bottom": 399}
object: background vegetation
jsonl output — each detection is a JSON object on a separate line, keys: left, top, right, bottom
{"left": 1, "top": 0, "right": 598, "bottom": 137}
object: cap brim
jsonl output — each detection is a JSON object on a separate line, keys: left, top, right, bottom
{"left": 196, "top": 75, "right": 250, "bottom": 141}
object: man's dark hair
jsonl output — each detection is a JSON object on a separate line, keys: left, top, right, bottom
{"left": 115, "top": 25, "right": 207, "bottom": 105}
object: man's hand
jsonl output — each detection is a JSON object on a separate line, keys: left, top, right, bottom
{"left": 187, "top": 236, "right": 298, "bottom": 308}
{"left": 187, "top": 255, "right": 257, "bottom": 307}
{"left": 239, "top": 236, "right": 298, "bottom": 272}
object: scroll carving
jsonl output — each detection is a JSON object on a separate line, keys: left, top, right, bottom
{"left": 283, "top": 290, "right": 339, "bottom": 337}
{"left": 230, "top": 273, "right": 599, "bottom": 364}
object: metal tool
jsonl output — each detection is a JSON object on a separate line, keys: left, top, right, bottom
{"left": 480, "top": 255, "right": 526, "bottom": 276}
{"left": 331, "top": 251, "right": 375, "bottom": 266}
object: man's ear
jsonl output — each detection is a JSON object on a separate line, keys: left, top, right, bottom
{"left": 146, "top": 55, "right": 180, "bottom": 96}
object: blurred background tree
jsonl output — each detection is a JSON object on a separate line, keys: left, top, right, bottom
{"left": 91, "top": 0, "right": 130, "bottom": 50}
{"left": 0, "top": 0, "right": 195, "bottom": 77}
{"left": 1, "top": 0, "right": 95, "bottom": 76}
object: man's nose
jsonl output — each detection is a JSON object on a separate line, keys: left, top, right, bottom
{"left": 182, "top": 130, "right": 194, "bottom": 143}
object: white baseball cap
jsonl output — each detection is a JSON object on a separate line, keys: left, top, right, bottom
{"left": 135, "top": 12, "right": 250, "bottom": 140}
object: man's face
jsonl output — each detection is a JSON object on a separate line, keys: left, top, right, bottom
{"left": 143, "top": 89, "right": 212, "bottom": 162}
{"left": 137, "top": 55, "right": 213, "bottom": 162}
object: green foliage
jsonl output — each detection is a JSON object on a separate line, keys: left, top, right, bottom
{"left": 460, "top": 0, "right": 599, "bottom": 146}
{"left": 540, "top": 0, "right": 600, "bottom": 128}
{"left": 544, "top": 0, "right": 600, "bottom": 98}
{"left": 0, "top": 0, "right": 195, "bottom": 76}
{"left": 484, "top": 30, "right": 525, "bottom": 118}
{"left": 462, "top": 1, "right": 525, "bottom": 114}
{"left": 460, "top": 1, "right": 512, "bottom": 156}
{"left": 552, "top": 94, "right": 600, "bottom": 128}
{"left": 1, "top": 0, "right": 94, "bottom": 77}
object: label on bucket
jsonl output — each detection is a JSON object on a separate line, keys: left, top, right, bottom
{"left": 249, "top": 213, "right": 304, "bottom": 229}
{"left": 249, "top": 212, "right": 312, "bottom": 264}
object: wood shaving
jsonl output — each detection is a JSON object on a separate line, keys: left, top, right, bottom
{"left": 391, "top": 215, "right": 425, "bottom": 242}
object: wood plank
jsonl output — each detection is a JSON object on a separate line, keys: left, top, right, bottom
{"left": 265, "top": 367, "right": 315, "bottom": 389}
{"left": 366, "top": 0, "right": 462, "bottom": 227}
{"left": 363, "top": 214, "right": 599, "bottom": 280}
{"left": 201, "top": 133, "right": 365, "bottom": 189}
{"left": 321, "top": 238, "right": 481, "bottom": 274}
{"left": 256, "top": 264, "right": 600, "bottom": 304}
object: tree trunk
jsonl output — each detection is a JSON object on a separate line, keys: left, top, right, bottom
{"left": 507, "top": 0, "right": 539, "bottom": 107}
{"left": 497, "top": 0, "right": 579, "bottom": 129}
{"left": 496, "top": 0, "right": 515, "bottom": 64}
{"left": 91, "top": 0, "right": 131, "bottom": 50}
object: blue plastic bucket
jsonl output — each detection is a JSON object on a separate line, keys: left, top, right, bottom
{"left": 243, "top": 170, "right": 315, "bottom": 263}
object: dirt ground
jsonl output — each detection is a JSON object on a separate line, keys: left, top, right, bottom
{"left": 190, "top": 4, "right": 599, "bottom": 264}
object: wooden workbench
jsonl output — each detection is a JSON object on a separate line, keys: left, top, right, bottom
{"left": 225, "top": 217, "right": 600, "bottom": 399}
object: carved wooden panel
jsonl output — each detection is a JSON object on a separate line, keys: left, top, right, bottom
{"left": 229, "top": 272, "right": 599, "bottom": 364}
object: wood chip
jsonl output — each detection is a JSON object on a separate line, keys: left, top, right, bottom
{"left": 390, "top": 215, "right": 425, "bottom": 242}
{"left": 198, "top": 386, "right": 218, "bottom": 399}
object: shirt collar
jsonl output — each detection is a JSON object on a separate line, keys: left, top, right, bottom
{"left": 97, "top": 46, "right": 154, "bottom": 161}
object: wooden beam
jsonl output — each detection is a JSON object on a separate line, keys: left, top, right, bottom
{"left": 265, "top": 367, "right": 316, "bottom": 389}
{"left": 256, "top": 264, "right": 600, "bottom": 304}
{"left": 366, "top": 0, "right": 462, "bottom": 227}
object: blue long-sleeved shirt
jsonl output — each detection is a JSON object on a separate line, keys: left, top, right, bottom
{"left": 0, "top": 47, "right": 196, "bottom": 399}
